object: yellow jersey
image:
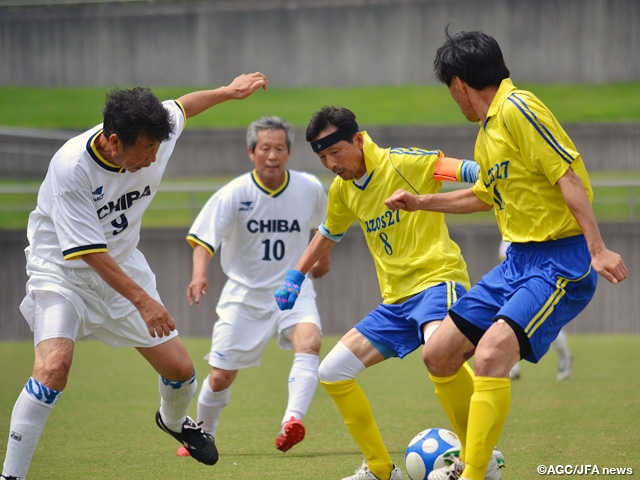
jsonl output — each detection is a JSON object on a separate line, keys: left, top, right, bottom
{"left": 321, "top": 132, "right": 470, "bottom": 303}
{"left": 471, "top": 78, "right": 593, "bottom": 242}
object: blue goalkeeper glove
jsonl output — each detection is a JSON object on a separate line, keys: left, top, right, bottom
{"left": 274, "top": 269, "right": 305, "bottom": 310}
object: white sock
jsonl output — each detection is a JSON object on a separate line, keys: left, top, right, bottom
{"left": 158, "top": 372, "right": 197, "bottom": 433}
{"left": 2, "top": 378, "right": 62, "bottom": 479}
{"left": 282, "top": 353, "right": 319, "bottom": 424}
{"left": 197, "top": 376, "right": 230, "bottom": 437}
{"left": 552, "top": 329, "right": 571, "bottom": 361}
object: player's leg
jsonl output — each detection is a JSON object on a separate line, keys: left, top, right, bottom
{"left": 3, "top": 291, "right": 75, "bottom": 479}
{"left": 275, "top": 321, "right": 321, "bottom": 452}
{"left": 177, "top": 300, "right": 275, "bottom": 459}
{"left": 174, "top": 367, "right": 236, "bottom": 459}
{"left": 425, "top": 272, "right": 509, "bottom": 480}
{"left": 140, "top": 337, "right": 219, "bottom": 466}
{"left": 423, "top": 316, "right": 476, "bottom": 462}
{"left": 459, "top": 320, "right": 518, "bottom": 480}
{"left": 553, "top": 328, "right": 572, "bottom": 381}
{"left": 196, "top": 368, "right": 237, "bottom": 438}
{"left": 453, "top": 237, "right": 596, "bottom": 480}
{"left": 137, "top": 336, "right": 197, "bottom": 431}
{"left": 319, "top": 328, "right": 399, "bottom": 480}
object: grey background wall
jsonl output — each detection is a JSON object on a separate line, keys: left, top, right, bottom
{"left": 2, "top": 222, "right": 639, "bottom": 341}
{"left": 1, "top": 0, "right": 639, "bottom": 88}
{"left": 2, "top": 123, "right": 640, "bottom": 180}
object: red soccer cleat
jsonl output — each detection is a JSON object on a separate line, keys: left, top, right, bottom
{"left": 176, "top": 445, "right": 191, "bottom": 457}
{"left": 275, "top": 416, "right": 305, "bottom": 453}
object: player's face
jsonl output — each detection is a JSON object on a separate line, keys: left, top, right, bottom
{"left": 248, "top": 129, "right": 290, "bottom": 189}
{"left": 315, "top": 128, "right": 366, "bottom": 180}
{"left": 448, "top": 77, "right": 480, "bottom": 123}
{"left": 112, "top": 135, "right": 161, "bottom": 172}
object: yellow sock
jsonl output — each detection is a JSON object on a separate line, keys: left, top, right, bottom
{"left": 462, "top": 376, "right": 510, "bottom": 480}
{"left": 321, "top": 379, "right": 393, "bottom": 480}
{"left": 429, "top": 362, "right": 474, "bottom": 461}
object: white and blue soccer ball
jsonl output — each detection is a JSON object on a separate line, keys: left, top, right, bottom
{"left": 404, "top": 428, "right": 461, "bottom": 480}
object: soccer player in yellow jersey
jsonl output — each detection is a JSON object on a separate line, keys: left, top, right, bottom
{"left": 274, "top": 106, "right": 501, "bottom": 480}
{"left": 385, "top": 30, "right": 627, "bottom": 480}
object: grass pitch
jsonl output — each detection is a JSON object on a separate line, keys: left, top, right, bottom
{"left": 1, "top": 334, "right": 639, "bottom": 479}
{"left": 1, "top": 82, "right": 639, "bottom": 129}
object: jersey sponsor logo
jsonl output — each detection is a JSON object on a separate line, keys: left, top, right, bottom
{"left": 247, "top": 219, "right": 301, "bottom": 233}
{"left": 92, "top": 185, "right": 104, "bottom": 201}
{"left": 96, "top": 185, "right": 151, "bottom": 220}
{"left": 483, "top": 161, "right": 510, "bottom": 189}
{"left": 239, "top": 201, "right": 253, "bottom": 211}
{"left": 483, "top": 161, "right": 509, "bottom": 210}
{"left": 363, "top": 209, "right": 400, "bottom": 234}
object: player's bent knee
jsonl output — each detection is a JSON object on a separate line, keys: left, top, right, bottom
{"left": 318, "top": 342, "right": 365, "bottom": 383}
{"left": 422, "top": 347, "right": 461, "bottom": 378}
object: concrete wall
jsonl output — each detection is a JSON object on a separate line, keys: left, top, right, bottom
{"left": 1, "top": 0, "right": 639, "bottom": 87}
{"left": 2, "top": 123, "right": 640, "bottom": 180}
{"left": 2, "top": 222, "right": 639, "bottom": 341}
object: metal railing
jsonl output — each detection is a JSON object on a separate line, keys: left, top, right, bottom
{"left": 1, "top": 179, "right": 639, "bottom": 223}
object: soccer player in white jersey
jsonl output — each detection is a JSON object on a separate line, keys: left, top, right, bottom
{"left": 386, "top": 30, "right": 627, "bottom": 480}
{"left": 180, "top": 116, "right": 329, "bottom": 457}
{"left": 274, "top": 106, "right": 503, "bottom": 480}
{"left": 1, "top": 72, "right": 267, "bottom": 480}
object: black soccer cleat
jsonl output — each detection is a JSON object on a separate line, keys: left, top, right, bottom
{"left": 155, "top": 410, "right": 219, "bottom": 465}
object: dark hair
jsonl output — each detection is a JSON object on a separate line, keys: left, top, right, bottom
{"left": 434, "top": 28, "right": 510, "bottom": 89}
{"left": 246, "top": 116, "right": 294, "bottom": 152}
{"left": 102, "top": 87, "right": 173, "bottom": 149}
{"left": 305, "top": 106, "right": 358, "bottom": 143}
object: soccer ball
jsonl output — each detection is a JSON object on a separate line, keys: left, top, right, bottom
{"left": 404, "top": 428, "right": 461, "bottom": 480}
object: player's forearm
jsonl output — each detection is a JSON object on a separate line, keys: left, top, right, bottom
{"left": 294, "top": 231, "right": 336, "bottom": 275}
{"left": 178, "top": 89, "right": 235, "bottom": 118}
{"left": 81, "top": 252, "right": 151, "bottom": 308}
{"left": 419, "top": 188, "right": 491, "bottom": 214}
{"left": 191, "top": 245, "right": 212, "bottom": 281}
{"left": 178, "top": 72, "right": 267, "bottom": 118}
{"left": 557, "top": 170, "right": 607, "bottom": 256}
{"left": 309, "top": 251, "right": 331, "bottom": 278}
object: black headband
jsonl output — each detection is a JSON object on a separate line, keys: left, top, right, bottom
{"left": 310, "top": 121, "right": 359, "bottom": 153}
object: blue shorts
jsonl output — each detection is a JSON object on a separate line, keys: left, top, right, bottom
{"left": 450, "top": 235, "right": 597, "bottom": 363}
{"left": 355, "top": 281, "right": 467, "bottom": 359}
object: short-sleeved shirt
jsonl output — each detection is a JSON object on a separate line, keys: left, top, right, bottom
{"left": 471, "top": 78, "right": 593, "bottom": 242}
{"left": 320, "top": 132, "right": 470, "bottom": 304}
{"left": 187, "top": 169, "right": 328, "bottom": 306}
{"left": 26, "top": 100, "right": 186, "bottom": 267}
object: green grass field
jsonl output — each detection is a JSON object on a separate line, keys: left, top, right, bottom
{"left": 1, "top": 334, "right": 639, "bottom": 479}
{"left": 1, "top": 82, "right": 640, "bottom": 129}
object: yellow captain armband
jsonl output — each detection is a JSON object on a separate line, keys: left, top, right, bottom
{"left": 434, "top": 157, "right": 480, "bottom": 184}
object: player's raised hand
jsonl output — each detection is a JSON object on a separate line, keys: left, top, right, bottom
{"left": 187, "top": 275, "right": 208, "bottom": 307}
{"left": 591, "top": 248, "right": 628, "bottom": 284}
{"left": 225, "top": 72, "right": 268, "bottom": 99}
{"left": 274, "top": 269, "right": 305, "bottom": 310}
{"left": 384, "top": 189, "right": 423, "bottom": 212}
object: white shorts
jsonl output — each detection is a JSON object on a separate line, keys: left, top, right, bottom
{"left": 20, "top": 248, "right": 178, "bottom": 349}
{"left": 208, "top": 283, "right": 322, "bottom": 370}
